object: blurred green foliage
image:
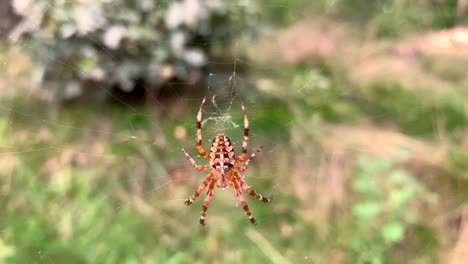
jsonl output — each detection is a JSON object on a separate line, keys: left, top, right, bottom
{"left": 348, "top": 156, "right": 432, "bottom": 263}
{"left": 301, "top": 0, "right": 467, "bottom": 38}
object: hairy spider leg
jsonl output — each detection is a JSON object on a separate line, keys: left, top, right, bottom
{"left": 235, "top": 171, "right": 271, "bottom": 203}
{"left": 196, "top": 97, "right": 210, "bottom": 160}
{"left": 185, "top": 172, "right": 213, "bottom": 205}
{"left": 232, "top": 178, "right": 256, "bottom": 224}
{"left": 235, "top": 104, "right": 249, "bottom": 162}
{"left": 181, "top": 148, "right": 211, "bottom": 170}
{"left": 236, "top": 146, "right": 263, "bottom": 172}
{"left": 200, "top": 179, "right": 216, "bottom": 226}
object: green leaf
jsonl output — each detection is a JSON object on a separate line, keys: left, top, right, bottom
{"left": 353, "top": 177, "right": 379, "bottom": 195}
{"left": 388, "top": 169, "right": 412, "bottom": 184}
{"left": 79, "top": 56, "right": 97, "bottom": 71}
{"left": 353, "top": 202, "right": 381, "bottom": 220}
{"left": 357, "top": 156, "right": 392, "bottom": 174}
{"left": 390, "top": 187, "right": 414, "bottom": 207}
{"left": 382, "top": 221, "right": 404, "bottom": 244}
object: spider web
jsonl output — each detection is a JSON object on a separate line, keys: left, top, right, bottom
{"left": 0, "top": 0, "right": 457, "bottom": 263}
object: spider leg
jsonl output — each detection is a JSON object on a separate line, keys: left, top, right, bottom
{"left": 232, "top": 178, "right": 256, "bottom": 224}
{"left": 185, "top": 172, "right": 213, "bottom": 205}
{"left": 196, "top": 97, "right": 210, "bottom": 160}
{"left": 181, "top": 148, "right": 211, "bottom": 170}
{"left": 234, "top": 171, "right": 271, "bottom": 203}
{"left": 236, "top": 146, "right": 263, "bottom": 172}
{"left": 236, "top": 104, "right": 249, "bottom": 162}
{"left": 200, "top": 179, "right": 216, "bottom": 226}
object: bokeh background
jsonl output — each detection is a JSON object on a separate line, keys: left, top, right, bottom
{"left": 1, "top": 0, "right": 468, "bottom": 263}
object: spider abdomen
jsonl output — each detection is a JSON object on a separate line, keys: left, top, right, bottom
{"left": 210, "top": 133, "right": 235, "bottom": 171}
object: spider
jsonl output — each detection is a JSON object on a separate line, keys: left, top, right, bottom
{"left": 181, "top": 97, "right": 271, "bottom": 226}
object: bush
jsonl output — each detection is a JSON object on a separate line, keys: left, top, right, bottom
{"left": 347, "top": 156, "right": 435, "bottom": 263}
{"left": 10, "top": 0, "right": 259, "bottom": 101}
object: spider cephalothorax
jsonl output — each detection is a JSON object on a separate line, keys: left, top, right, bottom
{"left": 181, "top": 97, "right": 271, "bottom": 225}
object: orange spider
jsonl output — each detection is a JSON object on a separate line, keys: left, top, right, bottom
{"left": 181, "top": 97, "right": 271, "bottom": 225}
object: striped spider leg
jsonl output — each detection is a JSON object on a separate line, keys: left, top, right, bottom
{"left": 182, "top": 97, "right": 271, "bottom": 225}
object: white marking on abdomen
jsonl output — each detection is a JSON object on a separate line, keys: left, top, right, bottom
{"left": 219, "top": 153, "right": 224, "bottom": 172}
